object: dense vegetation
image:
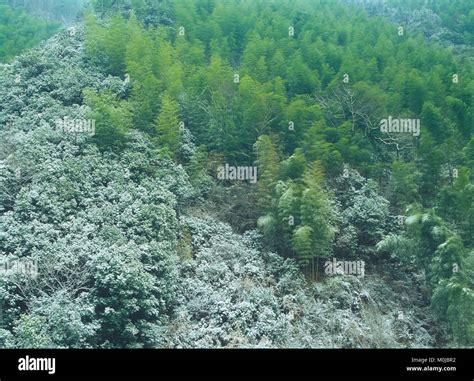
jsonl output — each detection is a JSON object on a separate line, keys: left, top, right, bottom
{"left": 0, "top": 1, "right": 60, "bottom": 62}
{"left": 1, "top": 0, "right": 86, "bottom": 25}
{"left": 348, "top": 0, "right": 474, "bottom": 60}
{"left": 0, "top": 0, "right": 472, "bottom": 348}
{"left": 385, "top": 0, "right": 474, "bottom": 45}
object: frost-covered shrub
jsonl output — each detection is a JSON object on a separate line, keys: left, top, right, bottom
{"left": 156, "top": 216, "right": 436, "bottom": 348}
{"left": 0, "top": 25, "right": 442, "bottom": 350}
{"left": 0, "top": 87, "right": 187, "bottom": 348}
{"left": 12, "top": 292, "right": 98, "bottom": 348}
{"left": 333, "top": 169, "right": 391, "bottom": 258}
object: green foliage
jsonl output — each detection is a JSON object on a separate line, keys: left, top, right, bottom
{"left": 388, "top": 161, "right": 421, "bottom": 210}
{"left": 154, "top": 93, "right": 181, "bottom": 156}
{"left": 83, "top": 89, "right": 132, "bottom": 150}
{"left": 85, "top": 12, "right": 131, "bottom": 76}
{"left": 0, "top": 3, "right": 60, "bottom": 62}
{"left": 257, "top": 157, "right": 335, "bottom": 271}
{"left": 334, "top": 169, "right": 390, "bottom": 258}
{"left": 378, "top": 209, "right": 473, "bottom": 345}
{"left": 255, "top": 135, "right": 280, "bottom": 210}
{"left": 432, "top": 251, "right": 474, "bottom": 347}
{"left": 437, "top": 167, "right": 474, "bottom": 247}
{"left": 11, "top": 293, "right": 97, "bottom": 348}
{"left": 292, "top": 225, "right": 314, "bottom": 265}
{"left": 1, "top": 0, "right": 472, "bottom": 349}
{"left": 82, "top": 0, "right": 473, "bottom": 208}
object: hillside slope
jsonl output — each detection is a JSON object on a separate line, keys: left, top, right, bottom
{"left": 0, "top": 28, "right": 444, "bottom": 348}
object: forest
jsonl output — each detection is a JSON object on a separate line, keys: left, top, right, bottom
{"left": 0, "top": 0, "right": 472, "bottom": 348}
{"left": 0, "top": 2, "right": 60, "bottom": 62}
